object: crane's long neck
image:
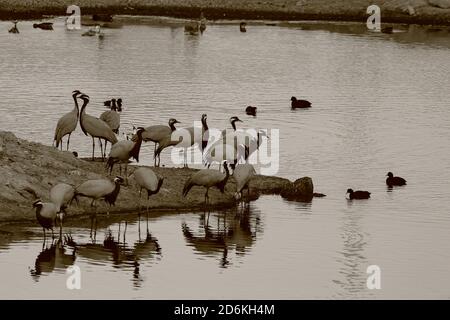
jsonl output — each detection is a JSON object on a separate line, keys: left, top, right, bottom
{"left": 35, "top": 205, "right": 42, "bottom": 220}
{"left": 221, "top": 163, "right": 230, "bottom": 187}
{"left": 231, "top": 120, "right": 237, "bottom": 131}
{"left": 129, "top": 132, "right": 143, "bottom": 162}
{"left": 105, "top": 182, "right": 121, "bottom": 205}
{"left": 72, "top": 95, "right": 79, "bottom": 118}
{"left": 148, "top": 178, "right": 164, "bottom": 197}
{"left": 257, "top": 132, "right": 263, "bottom": 149}
{"left": 202, "top": 117, "right": 208, "bottom": 133}
{"left": 201, "top": 117, "right": 209, "bottom": 151}
{"left": 79, "top": 98, "right": 89, "bottom": 136}
{"left": 169, "top": 123, "right": 177, "bottom": 132}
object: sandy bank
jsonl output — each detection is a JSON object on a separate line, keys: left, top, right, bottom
{"left": 0, "top": 131, "right": 296, "bottom": 223}
{"left": 0, "top": 0, "right": 450, "bottom": 25}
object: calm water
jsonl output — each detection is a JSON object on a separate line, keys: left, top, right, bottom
{"left": 1, "top": 17, "right": 450, "bottom": 299}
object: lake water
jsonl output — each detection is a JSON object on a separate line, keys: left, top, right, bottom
{"left": 1, "top": 17, "right": 450, "bottom": 299}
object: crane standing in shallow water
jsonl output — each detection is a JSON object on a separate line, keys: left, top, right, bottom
{"left": 133, "top": 167, "right": 164, "bottom": 229}
{"left": 32, "top": 200, "right": 63, "bottom": 242}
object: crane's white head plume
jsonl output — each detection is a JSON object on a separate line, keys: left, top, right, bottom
{"left": 32, "top": 199, "right": 43, "bottom": 208}
{"left": 114, "top": 176, "right": 125, "bottom": 184}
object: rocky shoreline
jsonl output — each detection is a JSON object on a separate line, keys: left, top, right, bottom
{"left": 0, "top": 0, "right": 450, "bottom": 25}
{"left": 0, "top": 131, "right": 319, "bottom": 223}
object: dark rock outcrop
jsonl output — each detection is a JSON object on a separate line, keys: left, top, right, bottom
{"left": 280, "top": 176, "right": 315, "bottom": 202}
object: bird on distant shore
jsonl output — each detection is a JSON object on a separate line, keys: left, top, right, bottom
{"left": 8, "top": 21, "right": 19, "bottom": 34}
{"left": 137, "top": 118, "right": 180, "bottom": 167}
{"left": 346, "top": 189, "right": 371, "bottom": 200}
{"left": 386, "top": 172, "right": 407, "bottom": 187}
{"left": 134, "top": 167, "right": 164, "bottom": 216}
{"left": 381, "top": 26, "right": 394, "bottom": 34}
{"left": 32, "top": 200, "right": 62, "bottom": 241}
{"left": 82, "top": 28, "right": 97, "bottom": 36}
{"left": 183, "top": 161, "right": 230, "bottom": 206}
{"left": 53, "top": 90, "right": 81, "bottom": 151}
{"left": 199, "top": 12, "right": 207, "bottom": 34}
{"left": 33, "top": 22, "right": 53, "bottom": 30}
{"left": 78, "top": 93, "right": 118, "bottom": 161}
{"left": 233, "top": 164, "right": 256, "bottom": 201}
{"left": 92, "top": 14, "right": 113, "bottom": 22}
{"left": 106, "top": 127, "right": 145, "bottom": 180}
{"left": 291, "top": 96, "right": 312, "bottom": 109}
{"left": 245, "top": 106, "right": 257, "bottom": 116}
{"left": 240, "top": 22, "right": 247, "bottom": 33}
{"left": 185, "top": 21, "right": 200, "bottom": 35}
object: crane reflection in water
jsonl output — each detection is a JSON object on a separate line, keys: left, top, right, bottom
{"left": 29, "top": 220, "right": 161, "bottom": 288}
{"left": 182, "top": 204, "right": 263, "bottom": 268}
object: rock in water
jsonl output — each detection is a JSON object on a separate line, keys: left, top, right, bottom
{"left": 280, "top": 177, "right": 314, "bottom": 202}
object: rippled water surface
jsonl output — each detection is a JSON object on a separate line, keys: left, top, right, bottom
{"left": 1, "top": 18, "right": 450, "bottom": 299}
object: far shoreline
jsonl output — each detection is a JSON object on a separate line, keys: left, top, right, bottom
{"left": 1, "top": 3, "right": 450, "bottom": 26}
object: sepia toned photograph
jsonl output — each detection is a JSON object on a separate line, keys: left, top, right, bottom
{"left": 1, "top": 0, "right": 450, "bottom": 305}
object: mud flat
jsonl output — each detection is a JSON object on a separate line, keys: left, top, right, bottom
{"left": 0, "top": 0, "right": 450, "bottom": 25}
{"left": 0, "top": 131, "right": 308, "bottom": 223}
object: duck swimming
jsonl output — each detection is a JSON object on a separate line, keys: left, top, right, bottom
{"left": 33, "top": 22, "right": 54, "bottom": 30}
{"left": 291, "top": 96, "right": 312, "bottom": 109}
{"left": 386, "top": 172, "right": 407, "bottom": 187}
{"left": 346, "top": 189, "right": 371, "bottom": 200}
{"left": 245, "top": 106, "right": 257, "bottom": 116}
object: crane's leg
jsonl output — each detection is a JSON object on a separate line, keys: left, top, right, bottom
{"left": 43, "top": 228, "right": 46, "bottom": 242}
{"left": 59, "top": 216, "right": 63, "bottom": 241}
{"left": 138, "top": 213, "right": 141, "bottom": 240}
{"left": 124, "top": 163, "right": 128, "bottom": 185}
{"left": 138, "top": 188, "right": 142, "bottom": 212}
{"left": 51, "top": 228, "right": 55, "bottom": 240}
{"left": 123, "top": 221, "right": 127, "bottom": 243}
{"left": 92, "top": 137, "right": 95, "bottom": 161}
{"left": 67, "top": 133, "right": 71, "bottom": 151}
{"left": 153, "top": 143, "right": 157, "bottom": 167}
{"left": 99, "top": 139, "right": 104, "bottom": 161}
{"left": 104, "top": 140, "right": 108, "bottom": 158}
{"left": 146, "top": 195, "right": 150, "bottom": 233}
{"left": 204, "top": 188, "right": 209, "bottom": 206}
{"left": 106, "top": 202, "right": 110, "bottom": 218}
